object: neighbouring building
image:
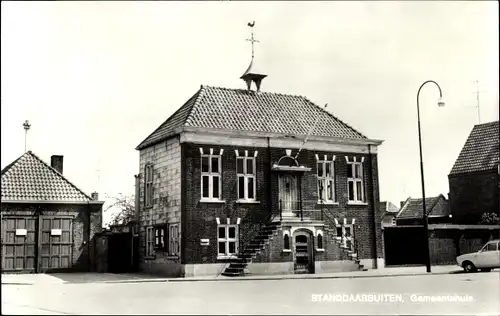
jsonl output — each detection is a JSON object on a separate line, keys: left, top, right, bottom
{"left": 380, "top": 201, "right": 399, "bottom": 227}
{"left": 394, "top": 194, "right": 451, "bottom": 226}
{"left": 448, "top": 121, "right": 500, "bottom": 224}
{"left": 134, "top": 37, "right": 385, "bottom": 277}
{"left": 1, "top": 151, "right": 103, "bottom": 273}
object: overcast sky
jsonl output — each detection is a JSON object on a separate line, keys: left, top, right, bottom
{"left": 2, "top": 1, "right": 498, "bottom": 224}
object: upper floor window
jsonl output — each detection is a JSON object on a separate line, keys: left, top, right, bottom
{"left": 201, "top": 150, "right": 222, "bottom": 200}
{"left": 237, "top": 156, "right": 256, "bottom": 200}
{"left": 144, "top": 164, "right": 153, "bottom": 207}
{"left": 317, "top": 158, "right": 336, "bottom": 203}
{"left": 347, "top": 158, "right": 365, "bottom": 203}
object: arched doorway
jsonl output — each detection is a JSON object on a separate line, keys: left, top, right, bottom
{"left": 293, "top": 230, "right": 314, "bottom": 274}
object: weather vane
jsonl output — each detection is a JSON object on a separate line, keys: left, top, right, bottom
{"left": 246, "top": 21, "right": 259, "bottom": 60}
{"left": 23, "top": 120, "right": 31, "bottom": 153}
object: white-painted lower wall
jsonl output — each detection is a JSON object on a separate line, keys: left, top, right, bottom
{"left": 246, "top": 262, "right": 295, "bottom": 275}
{"left": 315, "top": 260, "right": 360, "bottom": 273}
{"left": 183, "top": 263, "right": 227, "bottom": 277}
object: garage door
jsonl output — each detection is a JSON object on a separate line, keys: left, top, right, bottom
{"left": 40, "top": 217, "right": 73, "bottom": 271}
{"left": 1, "top": 217, "right": 37, "bottom": 273}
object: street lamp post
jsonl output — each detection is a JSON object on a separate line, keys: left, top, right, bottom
{"left": 416, "top": 80, "right": 445, "bottom": 273}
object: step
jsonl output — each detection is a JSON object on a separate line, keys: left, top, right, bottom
{"left": 229, "top": 261, "right": 248, "bottom": 268}
{"left": 221, "top": 271, "right": 243, "bottom": 277}
{"left": 224, "top": 266, "right": 244, "bottom": 274}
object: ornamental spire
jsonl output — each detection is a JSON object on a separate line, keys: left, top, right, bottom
{"left": 240, "top": 21, "right": 267, "bottom": 93}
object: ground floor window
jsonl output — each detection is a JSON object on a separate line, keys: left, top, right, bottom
{"left": 217, "top": 224, "right": 238, "bottom": 258}
{"left": 146, "top": 227, "right": 154, "bottom": 257}
{"left": 169, "top": 223, "right": 180, "bottom": 256}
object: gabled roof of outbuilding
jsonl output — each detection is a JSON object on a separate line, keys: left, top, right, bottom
{"left": 449, "top": 121, "right": 499, "bottom": 176}
{"left": 380, "top": 201, "right": 399, "bottom": 213}
{"left": 136, "top": 85, "right": 368, "bottom": 150}
{"left": 396, "top": 194, "right": 450, "bottom": 219}
{"left": 1, "top": 151, "right": 93, "bottom": 203}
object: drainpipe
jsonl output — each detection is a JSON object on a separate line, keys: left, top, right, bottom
{"left": 87, "top": 201, "right": 92, "bottom": 272}
{"left": 368, "top": 145, "right": 379, "bottom": 268}
{"left": 267, "top": 137, "right": 273, "bottom": 221}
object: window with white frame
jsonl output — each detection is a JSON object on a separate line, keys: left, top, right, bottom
{"left": 317, "top": 159, "right": 336, "bottom": 202}
{"left": 347, "top": 160, "right": 364, "bottom": 203}
{"left": 169, "top": 223, "right": 180, "bottom": 256}
{"left": 217, "top": 224, "right": 238, "bottom": 258}
{"left": 201, "top": 152, "right": 222, "bottom": 200}
{"left": 144, "top": 164, "right": 154, "bottom": 207}
{"left": 146, "top": 227, "right": 154, "bottom": 257}
{"left": 237, "top": 156, "right": 256, "bottom": 200}
{"left": 154, "top": 227, "right": 165, "bottom": 249}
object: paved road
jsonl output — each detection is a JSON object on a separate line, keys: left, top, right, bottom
{"left": 2, "top": 271, "right": 499, "bottom": 315}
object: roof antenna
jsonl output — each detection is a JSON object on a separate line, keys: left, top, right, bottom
{"left": 474, "top": 80, "right": 481, "bottom": 124}
{"left": 23, "top": 120, "right": 31, "bottom": 153}
{"left": 291, "top": 104, "right": 328, "bottom": 165}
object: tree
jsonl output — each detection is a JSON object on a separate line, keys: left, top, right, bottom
{"left": 479, "top": 212, "right": 500, "bottom": 225}
{"left": 104, "top": 193, "right": 135, "bottom": 226}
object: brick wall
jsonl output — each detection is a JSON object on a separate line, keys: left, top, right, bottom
{"left": 1, "top": 203, "right": 102, "bottom": 272}
{"left": 181, "top": 142, "right": 382, "bottom": 264}
{"left": 137, "top": 137, "right": 182, "bottom": 271}
{"left": 449, "top": 170, "right": 499, "bottom": 224}
{"left": 429, "top": 227, "right": 499, "bottom": 265}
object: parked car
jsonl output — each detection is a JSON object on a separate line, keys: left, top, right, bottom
{"left": 456, "top": 239, "right": 500, "bottom": 272}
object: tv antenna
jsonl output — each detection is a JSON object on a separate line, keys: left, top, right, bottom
{"left": 23, "top": 120, "right": 31, "bottom": 153}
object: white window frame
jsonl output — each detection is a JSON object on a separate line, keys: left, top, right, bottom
{"left": 317, "top": 160, "right": 336, "bottom": 203}
{"left": 347, "top": 161, "right": 365, "bottom": 203}
{"left": 146, "top": 226, "right": 154, "bottom": 257}
{"left": 144, "top": 164, "right": 153, "bottom": 207}
{"left": 217, "top": 224, "right": 239, "bottom": 259}
{"left": 154, "top": 227, "right": 165, "bottom": 249}
{"left": 201, "top": 153, "right": 222, "bottom": 201}
{"left": 168, "top": 223, "right": 180, "bottom": 256}
{"left": 236, "top": 156, "right": 256, "bottom": 201}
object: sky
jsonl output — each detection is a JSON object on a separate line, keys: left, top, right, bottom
{"left": 1, "top": 1, "right": 498, "bottom": 225}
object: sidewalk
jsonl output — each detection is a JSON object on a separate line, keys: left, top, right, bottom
{"left": 1, "top": 265, "right": 470, "bottom": 285}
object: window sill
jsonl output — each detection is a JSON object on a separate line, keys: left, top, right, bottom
{"left": 200, "top": 199, "right": 226, "bottom": 204}
{"left": 317, "top": 201, "right": 339, "bottom": 205}
{"left": 282, "top": 249, "right": 292, "bottom": 253}
{"left": 347, "top": 201, "right": 368, "bottom": 206}
{"left": 236, "top": 200, "right": 261, "bottom": 204}
{"left": 217, "top": 255, "right": 238, "bottom": 260}
{"left": 316, "top": 248, "right": 325, "bottom": 252}
{"left": 166, "top": 255, "right": 180, "bottom": 260}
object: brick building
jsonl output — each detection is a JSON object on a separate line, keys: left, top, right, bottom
{"left": 448, "top": 121, "right": 499, "bottom": 224}
{"left": 134, "top": 53, "right": 385, "bottom": 277}
{"left": 1, "top": 151, "right": 103, "bottom": 273}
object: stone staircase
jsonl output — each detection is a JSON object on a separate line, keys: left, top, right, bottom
{"left": 221, "top": 221, "right": 281, "bottom": 277}
{"left": 324, "top": 227, "right": 367, "bottom": 271}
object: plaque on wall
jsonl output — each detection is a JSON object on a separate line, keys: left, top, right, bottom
{"left": 200, "top": 239, "right": 209, "bottom": 246}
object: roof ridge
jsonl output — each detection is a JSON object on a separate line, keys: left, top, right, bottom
{"left": 26, "top": 151, "right": 93, "bottom": 200}
{"left": 301, "top": 96, "right": 367, "bottom": 139}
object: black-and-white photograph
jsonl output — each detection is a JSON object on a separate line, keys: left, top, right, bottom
{"left": 1, "top": 1, "right": 499, "bottom": 315}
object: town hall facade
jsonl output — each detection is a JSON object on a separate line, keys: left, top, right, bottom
{"left": 134, "top": 38, "right": 385, "bottom": 277}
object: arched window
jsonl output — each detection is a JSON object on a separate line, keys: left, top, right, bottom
{"left": 284, "top": 234, "right": 290, "bottom": 250}
{"left": 317, "top": 234, "right": 323, "bottom": 249}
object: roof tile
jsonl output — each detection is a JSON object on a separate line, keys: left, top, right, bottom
{"left": 136, "top": 85, "right": 367, "bottom": 149}
{"left": 1, "top": 151, "right": 92, "bottom": 202}
{"left": 450, "top": 121, "right": 499, "bottom": 175}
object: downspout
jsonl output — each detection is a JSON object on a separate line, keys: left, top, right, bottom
{"left": 87, "top": 201, "right": 92, "bottom": 272}
{"left": 267, "top": 137, "right": 273, "bottom": 221}
{"left": 368, "top": 145, "right": 379, "bottom": 268}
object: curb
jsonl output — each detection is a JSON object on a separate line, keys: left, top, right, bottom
{"left": 96, "top": 270, "right": 461, "bottom": 285}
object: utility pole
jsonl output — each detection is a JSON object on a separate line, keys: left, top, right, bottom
{"left": 474, "top": 80, "right": 481, "bottom": 124}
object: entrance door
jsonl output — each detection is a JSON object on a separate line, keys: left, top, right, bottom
{"left": 1, "top": 217, "right": 37, "bottom": 273}
{"left": 294, "top": 232, "right": 314, "bottom": 274}
{"left": 40, "top": 217, "right": 73, "bottom": 272}
{"left": 279, "top": 174, "right": 299, "bottom": 216}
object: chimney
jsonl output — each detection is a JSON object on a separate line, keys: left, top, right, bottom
{"left": 91, "top": 192, "right": 99, "bottom": 200}
{"left": 51, "top": 155, "right": 64, "bottom": 174}
{"left": 400, "top": 201, "right": 405, "bottom": 208}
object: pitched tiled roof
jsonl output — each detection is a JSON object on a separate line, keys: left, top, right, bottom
{"left": 136, "top": 85, "right": 367, "bottom": 149}
{"left": 396, "top": 195, "right": 450, "bottom": 219}
{"left": 449, "top": 121, "right": 499, "bottom": 175}
{"left": 1, "top": 151, "right": 93, "bottom": 202}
